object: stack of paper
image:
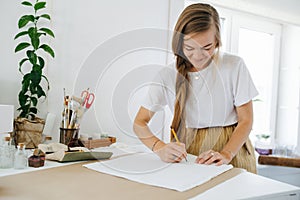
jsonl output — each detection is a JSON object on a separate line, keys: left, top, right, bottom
{"left": 83, "top": 153, "right": 232, "bottom": 192}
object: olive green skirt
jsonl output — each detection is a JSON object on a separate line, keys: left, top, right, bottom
{"left": 179, "top": 124, "right": 257, "bottom": 173}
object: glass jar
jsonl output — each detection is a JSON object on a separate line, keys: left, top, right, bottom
{"left": 0, "top": 136, "right": 14, "bottom": 168}
{"left": 14, "top": 143, "right": 27, "bottom": 169}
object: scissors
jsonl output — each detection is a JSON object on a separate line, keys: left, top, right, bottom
{"left": 81, "top": 89, "right": 95, "bottom": 109}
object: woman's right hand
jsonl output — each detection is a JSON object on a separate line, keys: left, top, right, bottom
{"left": 154, "top": 142, "right": 187, "bottom": 163}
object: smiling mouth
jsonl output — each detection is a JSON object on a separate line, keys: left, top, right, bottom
{"left": 192, "top": 58, "right": 212, "bottom": 69}
{"left": 194, "top": 59, "right": 205, "bottom": 63}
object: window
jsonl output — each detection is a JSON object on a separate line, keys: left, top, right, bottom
{"left": 214, "top": 5, "right": 300, "bottom": 148}
{"left": 230, "top": 16, "right": 281, "bottom": 141}
{"left": 218, "top": 8, "right": 282, "bottom": 142}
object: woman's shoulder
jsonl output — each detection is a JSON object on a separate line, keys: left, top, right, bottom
{"left": 219, "top": 52, "right": 244, "bottom": 65}
{"left": 217, "top": 52, "right": 248, "bottom": 78}
{"left": 153, "top": 63, "right": 176, "bottom": 84}
{"left": 218, "top": 52, "right": 247, "bottom": 72}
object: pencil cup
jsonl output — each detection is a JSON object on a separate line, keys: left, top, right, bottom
{"left": 59, "top": 128, "right": 80, "bottom": 147}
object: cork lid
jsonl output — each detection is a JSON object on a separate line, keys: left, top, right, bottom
{"left": 18, "top": 143, "right": 25, "bottom": 149}
{"left": 45, "top": 136, "right": 52, "bottom": 140}
{"left": 4, "top": 136, "right": 10, "bottom": 142}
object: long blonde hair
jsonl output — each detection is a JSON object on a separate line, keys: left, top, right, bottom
{"left": 171, "top": 3, "right": 221, "bottom": 138}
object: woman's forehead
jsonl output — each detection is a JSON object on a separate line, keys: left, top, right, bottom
{"left": 183, "top": 27, "right": 216, "bottom": 46}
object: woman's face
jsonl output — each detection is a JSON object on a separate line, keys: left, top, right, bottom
{"left": 182, "top": 26, "right": 216, "bottom": 71}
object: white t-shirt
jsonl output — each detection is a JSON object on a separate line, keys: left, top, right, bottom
{"left": 142, "top": 52, "right": 258, "bottom": 129}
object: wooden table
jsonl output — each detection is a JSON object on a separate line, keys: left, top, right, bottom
{"left": 1, "top": 161, "right": 299, "bottom": 200}
{"left": 0, "top": 161, "right": 242, "bottom": 200}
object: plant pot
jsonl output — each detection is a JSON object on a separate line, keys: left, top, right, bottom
{"left": 13, "top": 117, "right": 45, "bottom": 149}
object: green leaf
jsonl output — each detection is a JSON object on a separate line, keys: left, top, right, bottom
{"left": 18, "top": 15, "right": 34, "bottom": 28}
{"left": 26, "top": 50, "right": 37, "bottom": 65}
{"left": 31, "top": 96, "right": 38, "bottom": 106}
{"left": 29, "top": 114, "right": 36, "bottom": 120}
{"left": 31, "top": 70, "right": 42, "bottom": 85}
{"left": 15, "top": 42, "right": 30, "bottom": 52}
{"left": 22, "top": 73, "right": 31, "bottom": 86}
{"left": 20, "top": 104, "right": 30, "bottom": 117}
{"left": 19, "top": 111, "right": 27, "bottom": 118}
{"left": 29, "top": 107, "right": 38, "bottom": 114}
{"left": 36, "top": 85, "right": 46, "bottom": 98}
{"left": 21, "top": 1, "right": 33, "bottom": 6}
{"left": 37, "top": 32, "right": 46, "bottom": 37}
{"left": 28, "top": 27, "right": 39, "bottom": 50}
{"left": 38, "top": 56, "right": 45, "bottom": 68}
{"left": 34, "top": 2, "right": 46, "bottom": 11}
{"left": 29, "top": 84, "right": 36, "bottom": 94}
{"left": 39, "top": 28, "right": 55, "bottom": 38}
{"left": 39, "top": 44, "right": 55, "bottom": 58}
{"left": 42, "top": 75, "right": 50, "bottom": 90}
{"left": 22, "top": 73, "right": 31, "bottom": 81}
{"left": 14, "top": 31, "right": 28, "bottom": 40}
{"left": 18, "top": 91, "right": 29, "bottom": 106}
{"left": 18, "top": 88, "right": 26, "bottom": 97}
{"left": 32, "top": 64, "right": 41, "bottom": 71}
{"left": 40, "top": 14, "right": 51, "bottom": 20}
{"left": 19, "top": 58, "right": 29, "bottom": 73}
{"left": 21, "top": 77, "right": 30, "bottom": 92}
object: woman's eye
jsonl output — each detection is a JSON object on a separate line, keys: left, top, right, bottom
{"left": 185, "top": 47, "right": 194, "bottom": 51}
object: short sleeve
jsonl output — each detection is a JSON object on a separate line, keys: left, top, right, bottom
{"left": 141, "top": 72, "right": 168, "bottom": 112}
{"left": 233, "top": 58, "right": 259, "bottom": 106}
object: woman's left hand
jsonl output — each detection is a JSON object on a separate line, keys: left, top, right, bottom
{"left": 195, "top": 150, "right": 232, "bottom": 166}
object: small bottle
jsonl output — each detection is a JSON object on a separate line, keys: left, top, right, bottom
{"left": 0, "top": 136, "right": 14, "bottom": 168}
{"left": 42, "top": 135, "right": 53, "bottom": 152}
{"left": 14, "top": 143, "right": 27, "bottom": 169}
{"left": 42, "top": 135, "right": 52, "bottom": 144}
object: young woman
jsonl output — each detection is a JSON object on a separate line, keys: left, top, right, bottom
{"left": 133, "top": 3, "right": 258, "bottom": 173}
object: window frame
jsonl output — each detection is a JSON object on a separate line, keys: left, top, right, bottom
{"left": 228, "top": 11, "right": 282, "bottom": 141}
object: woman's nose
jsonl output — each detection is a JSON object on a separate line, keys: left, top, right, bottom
{"left": 193, "top": 49, "right": 206, "bottom": 60}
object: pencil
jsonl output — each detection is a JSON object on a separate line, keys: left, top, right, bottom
{"left": 171, "top": 128, "right": 188, "bottom": 162}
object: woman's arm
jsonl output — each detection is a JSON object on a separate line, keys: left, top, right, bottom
{"left": 133, "top": 106, "right": 163, "bottom": 150}
{"left": 133, "top": 106, "right": 187, "bottom": 162}
{"left": 196, "top": 101, "right": 253, "bottom": 165}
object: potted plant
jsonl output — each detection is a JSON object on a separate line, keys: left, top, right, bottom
{"left": 255, "top": 134, "right": 272, "bottom": 155}
{"left": 13, "top": 0, "right": 55, "bottom": 148}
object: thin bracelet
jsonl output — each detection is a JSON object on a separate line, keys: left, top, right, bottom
{"left": 151, "top": 140, "right": 160, "bottom": 151}
{"left": 222, "top": 150, "right": 235, "bottom": 159}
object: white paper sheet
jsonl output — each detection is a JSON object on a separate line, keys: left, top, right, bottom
{"left": 83, "top": 153, "right": 233, "bottom": 192}
{"left": 189, "top": 172, "right": 300, "bottom": 200}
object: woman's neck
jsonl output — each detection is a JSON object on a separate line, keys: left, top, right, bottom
{"left": 190, "top": 58, "right": 212, "bottom": 72}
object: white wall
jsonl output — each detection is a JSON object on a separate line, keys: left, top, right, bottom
{"left": 0, "top": 2, "right": 24, "bottom": 108}
{"left": 276, "top": 24, "right": 300, "bottom": 146}
{"left": 0, "top": 0, "right": 174, "bottom": 144}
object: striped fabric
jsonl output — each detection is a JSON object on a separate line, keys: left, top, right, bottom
{"left": 181, "top": 125, "right": 257, "bottom": 174}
